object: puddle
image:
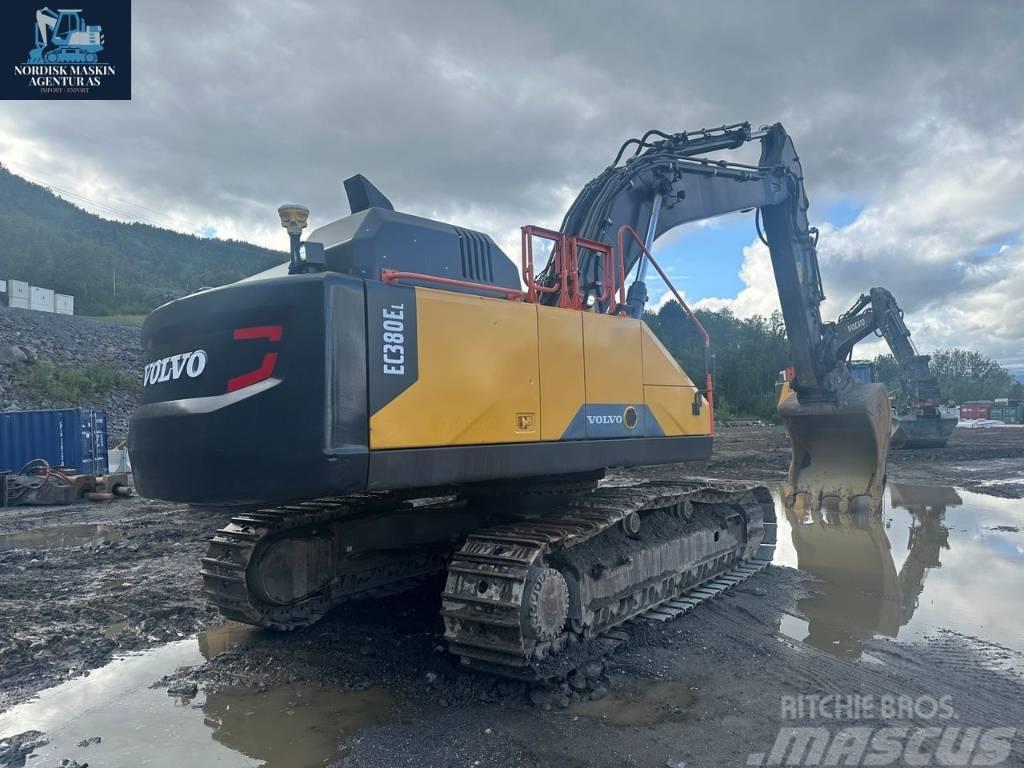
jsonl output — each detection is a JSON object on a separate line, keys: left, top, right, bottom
{"left": 205, "top": 683, "right": 395, "bottom": 766}
{"left": 0, "top": 631, "right": 396, "bottom": 767}
{"left": 569, "top": 680, "right": 695, "bottom": 726}
{"left": 198, "top": 620, "right": 262, "bottom": 660}
{"left": 0, "top": 523, "right": 123, "bottom": 552}
{"left": 772, "top": 483, "right": 1024, "bottom": 660}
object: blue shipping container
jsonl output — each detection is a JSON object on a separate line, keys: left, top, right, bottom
{"left": 0, "top": 408, "right": 109, "bottom": 475}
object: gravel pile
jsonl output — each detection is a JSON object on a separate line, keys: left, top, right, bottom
{"left": 0, "top": 307, "right": 143, "bottom": 440}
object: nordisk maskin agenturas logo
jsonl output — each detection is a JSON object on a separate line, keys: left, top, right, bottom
{"left": 2, "top": 1, "right": 131, "bottom": 100}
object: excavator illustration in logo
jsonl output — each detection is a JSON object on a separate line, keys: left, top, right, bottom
{"left": 26, "top": 7, "right": 104, "bottom": 64}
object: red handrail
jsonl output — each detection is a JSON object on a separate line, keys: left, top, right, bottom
{"left": 522, "top": 225, "right": 578, "bottom": 308}
{"left": 570, "top": 236, "right": 624, "bottom": 314}
{"left": 381, "top": 269, "right": 524, "bottom": 300}
{"left": 617, "top": 225, "right": 714, "bottom": 430}
{"left": 522, "top": 227, "right": 625, "bottom": 313}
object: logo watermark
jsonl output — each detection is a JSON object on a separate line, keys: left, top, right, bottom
{"left": 747, "top": 695, "right": 1017, "bottom": 766}
{"left": 2, "top": 1, "right": 130, "bottom": 100}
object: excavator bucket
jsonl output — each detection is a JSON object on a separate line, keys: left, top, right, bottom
{"left": 779, "top": 382, "right": 892, "bottom": 512}
{"left": 891, "top": 413, "right": 957, "bottom": 449}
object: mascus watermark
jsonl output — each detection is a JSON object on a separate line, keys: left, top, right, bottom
{"left": 746, "top": 695, "right": 1017, "bottom": 766}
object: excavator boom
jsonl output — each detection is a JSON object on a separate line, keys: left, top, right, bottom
{"left": 552, "top": 122, "right": 892, "bottom": 509}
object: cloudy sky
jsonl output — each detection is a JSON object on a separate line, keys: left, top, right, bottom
{"left": 2, "top": 0, "right": 1021, "bottom": 372}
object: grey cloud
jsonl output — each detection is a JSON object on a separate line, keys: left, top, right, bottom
{"left": 0, "top": 0, "right": 1021, "bottom": 361}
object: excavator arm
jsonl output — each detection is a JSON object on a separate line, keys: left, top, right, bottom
{"left": 551, "top": 122, "right": 893, "bottom": 508}
{"left": 830, "top": 287, "right": 941, "bottom": 407}
{"left": 551, "top": 122, "right": 843, "bottom": 400}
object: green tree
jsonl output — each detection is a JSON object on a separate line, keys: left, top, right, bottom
{"left": 928, "top": 348, "right": 1016, "bottom": 403}
{"left": 646, "top": 302, "right": 790, "bottom": 420}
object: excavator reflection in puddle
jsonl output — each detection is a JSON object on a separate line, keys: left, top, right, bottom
{"left": 782, "top": 483, "right": 958, "bottom": 658}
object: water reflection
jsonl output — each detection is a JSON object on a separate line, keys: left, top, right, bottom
{"left": 203, "top": 684, "right": 395, "bottom": 768}
{"left": 0, "top": 631, "right": 395, "bottom": 768}
{"left": 782, "top": 483, "right": 961, "bottom": 658}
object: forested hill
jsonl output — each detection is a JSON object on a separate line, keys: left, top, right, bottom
{"left": 0, "top": 165, "right": 286, "bottom": 316}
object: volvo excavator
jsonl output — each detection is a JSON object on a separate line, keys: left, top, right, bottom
{"left": 777, "top": 287, "right": 956, "bottom": 449}
{"left": 130, "top": 122, "right": 892, "bottom": 679}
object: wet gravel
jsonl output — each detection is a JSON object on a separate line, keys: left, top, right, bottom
{"left": 2, "top": 425, "right": 1023, "bottom": 767}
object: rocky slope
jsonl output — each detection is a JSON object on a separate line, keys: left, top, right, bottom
{"left": 0, "top": 306, "right": 142, "bottom": 440}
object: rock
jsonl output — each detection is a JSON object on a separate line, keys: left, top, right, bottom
{"left": 0, "top": 307, "right": 145, "bottom": 440}
{"left": 76, "top": 736, "right": 102, "bottom": 747}
{"left": 568, "top": 671, "right": 588, "bottom": 691}
{"left": 528, "top": 687, "right": 563, "bottom": 709}
{"left": 0, "top": 344, "right": 28, "bottom": 364}
{"left": 167, "top": 681, "right": 198, "bottom": 699}
{"left": 0, "top": 730, "right": 49, "bottom": 767}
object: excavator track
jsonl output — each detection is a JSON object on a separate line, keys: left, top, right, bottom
{"left": 441, "top": 480, "right": 776, "bottom": 679}
{"left": 200, "top": 493, "right": 458, "bottom": 630}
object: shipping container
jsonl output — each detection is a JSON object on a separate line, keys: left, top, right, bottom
{"left": 989, "top": 404, "right": 1023, "bottom": 424}
{"left": 29, "top": 285, "right": 55, "bottom": 312}
{"left": 6, "top": 279, "right": 29, "bottom": 309}
{"left": 0, "top": 409, "right": 109, "bottom": 475}
{"left": 55, "top": 293, "right": 75, "bottom": 315}
{"left": 959, "top": 401, "right": 992, "bottom": 420}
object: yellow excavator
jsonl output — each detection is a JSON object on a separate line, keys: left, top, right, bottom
{"left": 129, "top": 122, "right": 891, "bottom": 678}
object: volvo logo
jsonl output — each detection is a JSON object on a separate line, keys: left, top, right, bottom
{"left": 143, "top": 350, "right": 207, "bottom": 387}
{"left": 587, "top": 415, "right": 623, "bottom": 425}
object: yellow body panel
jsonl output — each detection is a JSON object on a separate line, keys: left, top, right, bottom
{"left": 537, "top": 305, "right": 586, "bottom": 440}
{"left": 645, "top": 385, "right": 709, "bottom": 437}
{"left": 370, "top": 286, "right": 711, "bottom": 449}
{"left": 582, "top": 312, "right": 643, "bottom": 404}
{"left": 641, "top": 324, "right": 696, "bottom": 387}
{"left": 776, "top": 379, "right": 795, "bottom": 406}
{"left": 370, "top": 288, "right": 540, "bottom": 449}
{"left": 640, "top": 324, "right": 711, "bottom": 435}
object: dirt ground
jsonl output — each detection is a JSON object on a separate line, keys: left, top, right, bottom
{"left": 1, "top": 425, "right": 1023, "bottom": 767}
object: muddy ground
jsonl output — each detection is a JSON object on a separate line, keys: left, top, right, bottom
{"left": 1, "top": 425, "right": 1023, "bottom": 767}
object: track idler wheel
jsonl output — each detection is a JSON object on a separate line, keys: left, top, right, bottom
{"left": 522, "top": 567, "right": 569, "bottom": 642}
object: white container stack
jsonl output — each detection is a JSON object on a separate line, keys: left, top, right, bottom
{"left": 7, "top": 279, "right": 29, "bottom": 309}
{"left": 1, "top": 279, "right": 73, "bottom": 314}
{"left": 29, "top": 285, "right": 55, "bottom": 312}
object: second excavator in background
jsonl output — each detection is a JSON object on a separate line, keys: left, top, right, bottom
{"left": 777, "top": 287, "right": 957, "bottom": 449}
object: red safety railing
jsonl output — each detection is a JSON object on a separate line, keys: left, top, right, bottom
{"left": 380, "top": 269, "right": 524, "bottom": 300}
{"left": 521, "top": 225, "right": 573, "bottom": 306}
{"left": 521, "top": 226, "right": 623, "bottom": 313}
{"left": 617, "top": 225, "right": 714, "bottom": 430}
